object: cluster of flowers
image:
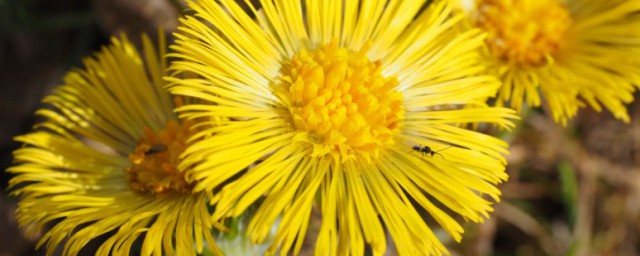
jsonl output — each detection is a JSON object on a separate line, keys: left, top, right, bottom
{"left": 8, "top": 0, "right": 640, "bottom": 255}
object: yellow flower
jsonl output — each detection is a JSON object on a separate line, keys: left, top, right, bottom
{"left": 168, "top": 0, "right": 516, "bottom": 255}
{"left": 465, "top": 0, "right": 640, "bottom": 124}
{"left": 8, "top": 34, "right": 224, "bottom": 255}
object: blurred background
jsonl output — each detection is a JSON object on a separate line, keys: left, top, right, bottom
{"left": 0, "top": 0, "right": 638, "bottom": 255}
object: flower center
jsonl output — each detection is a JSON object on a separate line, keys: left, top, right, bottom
{"left": 273, "top": 40, "right": 404, "bottom": 162}
{"left": 475, "top": 0, "right": 572, "bottom": 67}
{"left": 127, "top": 120, "right": 195, "bottom": 194}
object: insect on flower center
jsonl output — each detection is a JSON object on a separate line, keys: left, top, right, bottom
{"left": 127, "top": 120, "right": 195, "bottom": 194}
{"left": 475, "top": 0, "right": 572, "bottom": 67}
{"left": 273, "top": 40, "right": 404, "bottom": 162}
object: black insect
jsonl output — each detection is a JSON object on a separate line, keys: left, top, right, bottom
{"left": 145, "top": 143, "right": 168, "bottom": 155}
{"left": 411, "top": 145, "right": 451, "bottom": 158}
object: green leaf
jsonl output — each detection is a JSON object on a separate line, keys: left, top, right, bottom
{"left": 558, "top": 160, "right": 578, "bottom": 230}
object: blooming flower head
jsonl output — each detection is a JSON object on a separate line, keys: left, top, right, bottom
{"left": 8, "top": 34, "right": 224, "bottom": 255}
{"left": 463, "top": 0, "right": 640, "bottom": 124}
{"left": 168, "top": 0, "right": 516, "bottom": 255}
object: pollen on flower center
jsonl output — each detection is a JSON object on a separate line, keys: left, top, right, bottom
{"left": 475, "top": 0, "right": 572, "bottom": 67}
{"left": 127, "top": 120, "right": 195, "bottom": 194}
{"left": 273, "top": 40, "right": 404, "bottom": 162}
